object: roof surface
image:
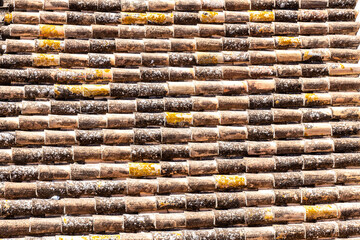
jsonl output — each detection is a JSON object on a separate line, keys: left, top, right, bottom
{"left": 0, "top": 0, "right": 360, "bottom": 239}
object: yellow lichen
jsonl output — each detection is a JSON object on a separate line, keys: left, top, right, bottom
{"left": 86, "top": 69, "right": 112, "bottom": 81}
{"left": 4, "top": 13, "right": 12, "bottom": 24}
{"left": 263, "top": 207, "right": 274, "bottom": 221}
{"left": 215, "top": 175, "right": 246, "bottom": 189}
{"left": 276, "top": 233, "right": 285, "bottom": 239}
{"left": 91, "top": 235, "right": 120, "bottom": 240}
{"left": 122, "top": 13, "right": 147, "bottom": 24}
{"left": 37, "top": 39, "right": 62, "bottom": 52}
{"left": 304, "top": 126, "right": 310, "bottom": 137}
{"left": 200, "top": 11, "right": 219, "bottom": 23}
{"left": 197, "top": 53, "right": 219, "bottom": 65}
{"left": 83, "top": 84, "right": 110, "bottom": 97}
{"left": 249, "top": 11, "right": 275, "bottom": 22}
{"left": 90, "top": 69, "right": 104, "bottom": 79}
{"left": 3, "top": 200, "right": 9, "bottom": 211}
{"left": 33, "top": 54, "right": 59, "bottom": 66}
{"left": 147, "top": 13, "right": 167, "bottom": 24}
{"left": 304, "top": 205, "right": 338, "bottom": 220}
{"left": 165, "top": 112, "right": 193, "bottom": 126}
{"left": 305, "top": 93, "right": 319, "bottom": 103}
{"left": 128, "top": 162, "right": 161, "bottom": 177}
{"left": 158, "top": 201, "right": 167, "bottom": 207}
{"left": 102, "top": 69, "right": 112, "bottom": 81}
{"left": 39, "top": 24, "right": 65, "bottom": 38}
{"left": 168, "top": 232, "right": 183, "bottom": 237}
{"left": 276, "top": 37, "right": 301, "bottom": 48}
{"left": 54, "top": 84, "right": 83, "bottom": 96}
{"left": 257, "top": 26, "right": 267, "bottom": 33}
{"left": 321, "top": 195, "right": 330, "bottom": 201}
{"left": 303, "top": 50, "right": 312, "bottom": 61}
{"left": 57, "top": 237, "right": 71, "bottom": 240}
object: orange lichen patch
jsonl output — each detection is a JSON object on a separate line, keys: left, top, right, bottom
{"left": 4, "top": 13, "right": 12, "bottom": 24}
{"left": 303, "top": 124, "right": 312, "bottom": 137}
{"left": 158, "top": 201, "right": 168, "bottom": 207}
{"left": 197, "top": 52, "right": 222, "bottom": 65}
{"left": 97, "top": 181, "right": 103, "bottom": 188}
{"left": 102, "top": 69, "right": 112, "bottom": 81}
{"left": 54, "top": 84, "right": 83, "bottom": 96}
{"left": 147, "top": 13, "right": 169, "bottom": 24}
{"left": 305, "top": 93, "right": 331, "bottom": 105}
{"left": 129, "top": 162, "right": 161, "bottom": 177}
{"left": 164, "top": 232, "right": 183, "bottom": 238}
{"left": 215, "top": 175, "right": 246, "bottom": 189}
{"left": 249, "top": 11, "right": 275, "bottom": 22}
{"left": 165, "top": 112, "right": 193, "bottom": 126}
{"left": 257, "top": 26, "right": 267, "bottom": 33}
{"left": 2, "top": 200, "right": 9, "bottom": 211}
{"left": 276, "top": 37, "right": 301, "bottom": 48}
{"left": 329, "top": 63, "right": 359, "bottom": 75}
{"left": 200, "top": 11, "right": 220, "bottom": 23}
{"left": 302, "top": 50, "right": 312, "bottom": 61}
{"left": 91, "top": 235, "right": 120, "bottom": 240}
{"left": 37, "top": 39, "right": 62, "bottom": 52}
{"left": 33, "top": 53, "right": 59, "bottom": 66}
{"left": 276, "top": 233, "right": 286, "bottom": 240}
{"left": 86, "top": 69, "right": 112, "bottom": 82}
{"left": 304, "top": 205, "right": 338, "bottom": 220}
{"left": 39, "top": 24, "right": 65, "bottom": 38}
{"left": 263, "top": 207, "right": 274, "bottom": 221}
{"left": 305, "top": 93, "right": 319, "bottom": 103}
{"left": 83, "top": 84, "right": 110, "bottom": 97}
{"left": 122, "top": 13, "right": 147, "bottom": 25}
